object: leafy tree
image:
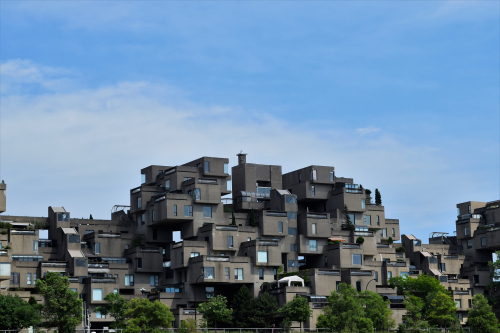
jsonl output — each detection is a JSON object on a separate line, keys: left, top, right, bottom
{"left": 276, "top": 265, "right": 284, "bottom": 280}
{"left": 390, "top": 274, "right": 447, "bottom": 299}
{"left": 401, "top": 295, "right": 428, "bottom": 333}
{"left": 252, "top": 292, "right": 279, "bottom": 328}
{"left": 342, "top": 205, "right": 355, "bottom": 231}
{"left": 0, "top": 294, "right": 41, "bottom": 330}
{"left": 231, "top": 211, "right": 236, "bottom": 225}
{"left": 356, "top": 237, "right": 365, "bottom": 244}
{"left": 197, "top": 295, "right": 232, "bottom": 331}
{"left": 178, "top": 318, "right": 198, "bottom": 333}
{"left": 488, "top": 250, "right": 500, "bottom": 306}
{"left": 467, "top": 294, "right": 499, "bottom": 333}
{"left": 35, "top": 272, "right": 83, "bottom": 333}
{"left": 249, "top": 209, "right": 256, "bottom": 227}
{"left": 231, "top": 285, "right": 254, "bottom": 327}
{"left": 316, "top": 283, "right": 373, "bottom": 333}
{"left": 279, "top": 295, "right": 312, "bottom": 329}
{"left": 426, "top": 291, "right": 457, "bottom": 330}
{"left": 124, "top": 298, "right": 174, "bottom": 333}
{"left": 365, "top": 189, "right": 372, "bottom": 203}
{"left": 361, "top": 290, "right": 395, "bottom": 331}
{"left": 388, "top": 237, "right": 393, "bottom": 245}
{"left": 375, "top": 189, "right": 382, "bottom": 205}
{"left": 89, "top": 214, "right": 93, "bottom": 219}
{"left": 95, "top": 293, "right": 128, "bottom": 328}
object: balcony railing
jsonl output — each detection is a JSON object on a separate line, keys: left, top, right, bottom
{"left": 0, "top": 251, "right": 8, "bottom": 257}
{"left": 140, "top": 247, "right": 161, "bottom": 253}
{"left": 387, "top": 262, "right": 406, "bottom": 267}
{"left": 259, "top": 240, "right": 279, "bottom": 246}
{"left": 206, "top": 256, "right": 230, "bottom": 262}
{"left": 42, "top": 262, "right": 67, "bottom": 267}
{"left": 88, "top": 263, "right": 109, "bottom": 268}
{"left": 91, "top": 277, "right": 116, "bottom": 283}
{"left": 172, "top": 242, "right": 183, "bottom": 249}
{"left": 377, "top": 244, "right": 389, "bottom": 248}
{"left": 354, "top": 231, "right": 373, "bottom": 237}
{"left": 266, "top": 211, "right": 287, "bottom": 217}
{"left": 68, "top": 277, "right": 79, "bottom": 283}
{"left": 318, "top": 270, "right": 340, "bottom": 275}
{"left": 342, "top": 244, "right": 360, "bottom": 249}
{"left": 443, "top": 255, "right": 459, "bottom": 260}
{"left": 307, "top": 213, "right": 327, "bottom": 219}
{"left": 454, "top": 291, "right": 469, "bottom": 295}
{"left": 216, "top": 226, "right": 238, "bottom": 231}
{"left": 11, "top": 230, "right": 35, "bottom": 235}
{"left": 98, "top": 233, "right": 121, "bottom": 238}
{"left": 351, "top": 271, "right": 372, "bottom": 276}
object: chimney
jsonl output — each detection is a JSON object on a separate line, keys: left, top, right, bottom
{"left": 237, "top": 152, "right": 247, "bottom": 165}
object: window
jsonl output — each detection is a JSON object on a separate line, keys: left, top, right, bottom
{"left": 33, "top": 240, "right": 38, "bottom": 252}
{"left": 150, "top": 275, "right": 159, "bottom": 287}
{"left": 225, "top": 267, "right": 230, "bottom": 279}
{"left": 298, "top": 173, "right": 302, "bottom": 182}
{"left": 205, "top": 161, "right": 210, "bottom": 173}
{"left": 286, "top": 196, "right": 296, "bottom": 204}
{"left": 468, "top": 299, "right": 472, "bottom": 308}
{"left": 312, "top": 223, "right": 317, "bottom": 235}
{"left": 247, "top": 237, "right": 251, "bottom": 241}
{"left": 234, "top": 268, "right": 243, "bottom": 280}
{"left": 125, "top": 274, "right": 134, "bottom": 286}
{"left": 228, "top": 236, "right": 234, "bottom": 248}
{"left": 311, "top": 186, "right": 315, "bottom": 196}
{"left": 457, "top": 312, "right": 463, "bottom": 322}
{"left": 352, "top": 254, "right": 362, "bottom": 265}
{"left": 227, "top": 180, "right": 231, "bottom": 191}
{"left": 75, "top": 259, "right": 87, "bottom": 267}
{"left": 164, "top": 179, "right": 170, "bottom": 191}
{"left": 113, "top": 289, "right": 118, "bottom": 294}
{"left": 94, "top": 243, "right": 100, "bottom": 254}
{"left": 135, "top": 258, "right": 142, "bottom": 269}
{"left": 10, "top": 272, "right": 20, "bottom": 285}
{"left": 173, "top": 205, "right": 177, "bottom": 216}
{"left": 93, "top": 288, "right": 103, "bottom": 301}
{"left": 363, "top": 215, "right": 371, "bottom": 226}
{"left": 278, "top": 221, "right": 283, "bottom": 233}
{"left": 348, "top": 214, "right": 355, "bottom": 223}
{"left": 288, "top": 227, "right": 297, "bottom": 235}
{"left": 191, "top": 252, "right": 200, "bottom": 257}
{"left": 27, "top": 273, "right": 31, "bottom": 285}
{"left": 467, "top": 240, "right": 472, "bottom": 248}
{"left": 336, "top": 281, "right": 341, "bottom": 290}
{"left": 57, "top": 213, "right": 69, "bottom": 222}
{"left": 194, "top": 188, "right": 201, "bottom": 200}
{"left": 152, "top": 229, "right": 157, "bottom": 240}
{"left": 464, "top": 227, "right": 470, "bottom": 236}
{"left": 356, "top": 281, "right": 361, "bottom": 292}
{"left": 400, "top": 272, "right": 409, "bottom": 277}
{"left": 380, "top": 229, "right": 387, "bottom": 237}
{"left": 482, "top": 237, "right": 486, "bottom": 246}
{"left": 33, "top": 273, "right": 37, "bottom": 285}
{"left": 258, "top": 251, "right": 268, "bottom": 262}
{"left": 388, "top": 271, "right": 392, "bottom": 279}
{"left": 96, "top": 311, "right": 106, "bottom": 319}
{"left": 473, "top": 275, "right": 479, "bottom": 284}
{"left": 0, "top": 242, "right": 2, "bottom": 249}
{"left": 468, "top": 205, "right": 471, "bottom": 214}
{"left": 141, "top": 213, "right": 145, "bottom": 225}
{"left": 152, "top": 210, "right": 155, "bottom": 222}
{"left": 203, "top": 206, "right": 212, "bottom": 218}
{"left": 309, "top": 240, "right": 317, "bottom": 251}
{"left": 204, "top": 267, "right": 215, "bottom": 279}
{"left": 330, "top": 171, "right": 334, "bottom": 181}
{"left": 141, "top": 173, "right": 146, "bottom": 184}
{"left": 441, "top": 263, "right": 446, "bottom": 272}
{"left": 287, "top": 212, "right": 296, "bottom": 220}
{"left": 290, "top": 244, "right": 297, "bottom": 251}
{"left": 324, "top": 256, "right": 328, "bottom": 267}
{"left": 206, "top": 287, "right": 215, "bottom": 298}
{"left": 224, "top": 163, "right": 229, "bottom": 174}
{"left": 288, "top": 260, "right": 298, "bottom": 268}
{"left": 376, "top": 216, "right": 380, "bottom": 225}
{"left": 259, "top": 268, "right": 264, "bottom": 280}
{"left": 375, "top": 271, "right": 378, "bottom": 282}
{"left": 361, "top": 199, "right": 365, "bottom": 209}
{"left": 311, "top": 169, "right": 317, "bottom": 181}
{"left": 184, "top": 205, "right": 193, "bottom": 217}
{"left": 137, "top": 197, "right": 142, "bottom": 210}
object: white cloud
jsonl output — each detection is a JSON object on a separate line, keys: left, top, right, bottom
{"left": 356, "top": 126, "right": 381, "bottom": 136}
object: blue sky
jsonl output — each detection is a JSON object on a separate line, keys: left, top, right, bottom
{"left": 0, "top": 1, "right": 499, "bottom": 241}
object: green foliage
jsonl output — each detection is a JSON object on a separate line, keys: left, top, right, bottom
{"left": 387, "top": 237, "right": 393, "bottom": 245}
{"left": 488, "top": 250, "right": 500, "bottom": 306}
{"left": 0, "top": 222, "right": 12, "bottom": 229}
{"left": 280, "top": 318, "right": 292, "bottom": 333}
{"left": 361, "top": 290, "right": 395, "bottom": 331}
{"left": 224, "top": 207, "right": 233, "bottom": 213}
{"left": 95, "top": 293, "right": 128, "bottom": 328}
{"left": 365, "top": 189, "right": 372, "bottom": 203}
{"left": 34, "top": 221, "right": 47, "bottom": 229}
{"left": 0, "top": 294, "right": 41, "bottom": 330}
{"left": 395, "top": 246, "right": 406, "bottom": 253}
{"left": 231, "top": 211, "right": 236, "bottom": 225}
{"left": 252, "top": 292, "right": 279, "bottom": 328}
{"left": 426, "top": 291, "right": 458, "bottom": 329}
{"left": 249, "top": 209, "right": 256, "bottom": 227}
{"left": 89, "top": 214, "right": 93, "bottom": 219}
{"left": 375, "top": 189, "right": 382, "bottom": 205}
{"left": 467, "top": 294, "right": 499, "bottom": 333}
{"left": 0, "top": 230, "right": 7, "bottom": 235}
{"left": 276, "top": 266, "right": 284, "bottom": 280}
{"left": 197, "top": 295, "right": 232, "bottom": 329}
{"left": 132, "top": 234, "right": 144, "bottom": 247}
{"left": 328, "top": 240, "right": 341, "bottom": 245}
{"left": 342, "top": 205, "right": 355, "bottom": 231}
{"left": 231, "top": 285, "right": 254, "bottom": 328}
{"left": 178, "top": 318, "right": 198, "bottom": 333}
{"left": 124, "top": 298, "right": 174, "bottom": 333}
{"left": 279, "top": 295, "right": 312, "bottom": 328}
{"left": 402, "top": 295, "right": 428, "bottom": 333}
{"left": 3, "top": 245, "right": 11, "bottom": 249}
{"left": 35, "top": 272, "right": 83, "bottom": 333}
{"left": 356, "top": 237, "right": 365, "bottom": 244}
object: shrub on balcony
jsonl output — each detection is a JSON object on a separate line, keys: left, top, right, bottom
{"left": 0, "top": 230, "right": 7, "bottom": 235}
{"left": 356, "top": 237, "right": 365, "bottom": 244}
{"left": 388, "top": 237, "right": 393, "bottom": 245}
{"left": 3, "top": 245, "right": 11, "bottom": 249}
{"left": 395, "top": 246, "right": 406, "bottom": 253}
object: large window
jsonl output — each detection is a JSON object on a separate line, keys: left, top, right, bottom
{"left": 288, "top": 260, "right": 298, "bottom": 268}
{"left": 455, "top": 299, "right": 462, "bottom": 309}
{"left": 259, "top": 268, "right": 264, "bottom": 280}
{"left": 309, "top": 240, "right": 317, "bottom": 251}
{"left": 203, "top": 206, "right": 212, "bottom": 218}
{"left": 380, "top": 229, "right": 387, "bottom": 237}
{"left": 27, "top": 273, "right": 31, "bottom": 285}
{"left": 228, "top": 236, "right": 234, "bottom": 248}
{"left": 194, "top": 189, "right": 201, "bottom": 200}
{"left": 206, "top": 287, "right": 215, "bottom": 298}
{"left": 312, "top": 223, "right": 317, "bottom": 235}
{"left": 0, "top": 264, "right": 10, "bottom": 277}
{"left": 57, "top": 213, "right": 69, "bottom": 222}
{"left": 224, "top": 163, "right": 229, "bottom": 174}
{"left": 10, "top": 272, "right": 20, "bottom": 285}
{"left": 93, "top": 288, "right": 103, "bottom": 301}
{"left": 165, "top": 180, "right": 170, "bottom": 190}
{"left": 287, "top": 212, "right": 296, "bottom": 220}
{"left": 225, "top": 267, "right": 230, "bottom": 279}
{"left": 191, "top": 252, "right": 200, "bottom": 257}
{"left": 94, "top": 243, "right": 100, "bottom": 254}
{"left": 352, "top": 254, "right": 362, "bottom": 265}
{"left": 125, "top": 274, "right": 134, "bottom": 286}
{"left": 205, "top": 161, "right": 210, "bottom": 173}
{"left": 363, "top": 215, "right": 371, "bottom": 226}
{"left": 348, "top": 214, "right": 355, "bottom": 223}
{"left": 290, "top": 244, "right": 297, "bottom": 251}
{"left": 258, "top": 251, "right": 268, "bottom": 263}
{"left": 278, "top": 222, "right": 283, "bottom": 233}
{"left": 285, "top": 196, "right": 296, "bottom": 204}
{"left": 234, "top": 268, "right": 243, "bottom": 280}
{"left": 288, "top": 228, "right": 297, "bottom": 235}
{"left": 330, "top": 171, "right": 334, "bottom": 181}
{"left": 204, "top": 267, "right": 215, "bottom": 279}
{"left": 184, "top": 205, "right": 193, "bottom": 217}
{"left": 150, "top": 275, "right": 159, "bottom": 287}
{"left": 361, "top": 199, "right": 365, "bottom": 210}
{"left": 135, "top": 258, "right": 142, "bottom": 269}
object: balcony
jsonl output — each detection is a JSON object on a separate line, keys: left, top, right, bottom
{"left": 11, "top": 230, "right": 35, "bottom": 235}
{"left": 387, "top": 262, "right": 406, "bottom": 267}
{"left": 88, "top": 263, "right": 109, "bottom": 268}
{"left": 41, "top": 262, "right": 67, "bottom": 267}
{"left": 206, "top": 256, "right": 230, "bottom": 262}
{"left": 87, "top": 277, "right": 116, "bottom": 283}
{"left": 343, "top": 244, "right": 361, "bottom": 249}
{"left": 98, "top": 233, "right": 121, "bottom": 238}
{"left": 140, "top": 247, "right": 161, "bottom": 253}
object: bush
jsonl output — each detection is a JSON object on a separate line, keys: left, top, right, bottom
{"left": 0, "top": 230, "right": 7, "bottom": 235}
{"left": 178, "top": 319, "right": 198, "bottom": 333}
{"left": 34, "top": 221, "right": 47, "bottom": 229}
{"left": 356, "top": 237, "right": 365, "bottom": 244}
{"left": 329, "top": 240, "right": 341, "bottom": 245}
{"left": 0, "top": 222, "right": 11, "bottom": 229}
{"left": 3, "top": 245, "right": 11, "bottom": 249}
{"left": 395, "top": 246, "right": 406, "bottom": 253}
{"left": 388, "top": 237, "right": 393, "bottom": 245}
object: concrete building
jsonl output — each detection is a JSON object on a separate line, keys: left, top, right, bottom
{"left": 0, "top": 155, "right": 497, "bottom": 329}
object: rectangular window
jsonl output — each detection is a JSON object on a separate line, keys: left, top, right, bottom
{"left": 324, "top": 256, "right": 328, "bottom": 267}
{"left": 336, "top": 281, "right": 341, "bottom": 290}
{"left": 152, "top": 229, "right": 157, "bottom": 240}
{"left": 259, "top": 268, "right": 264, "bottom": 280}
{"left": 33, "top": 240, "right": 38, "bottom": 252}
{"left": 285, "top": 196, "right": 296, "bottom": 204}
{"left": 194, "top": 188, "right": 201, "bottom": 200}
{"left": 204, "top": 267, "right": 215, "bottom": 279}
{"left": 94, "top": 243, "right": 100, "bottom": 254}
{"left": 258, "top": 251, "right": 268, "bottom": 262}
{"left": 348, "top": 214, "right": 356, "bottom": 223}
{"left": 205, "top": 161, "right": 210, "bottom": 173}
{"left": 184, "top": 205, "right": 193, "bottom": 217}
{"left": 311, "top": 186, "right": 315, "bottom": 196}
{"left": 467, "top": 240, "right": 472, "bottom": 248}
{"left": 311, "top": 169, "right": 317, "bottom": 181}
{"left": 455, "top": 299, "right": 462, "bottom": 308}
{"left": 135, "top": 258, "right": 142, "bottom": 269}
{"left": 0, "top": 242, "right": 2, "bottom": 249}
{"left": 482, "top": 237, "right": 486, "bottom": 246}
{"left": 57, "top": 213, "right": 69, "bottom": 222}
{"left": 375, "top": 271, "right": 378, "bottom": 282}
{"left": 137, "top": 197, "right": 142, "bottom": 210}
{"left": 309, "top": 240, "right": 317, "bottom": 251}
{"left": 400, "top": 272, "right": 409, "bottom": 277}
{"left": 234, "top": 268, "right": 243, "bottom": 280}
{"left": 173, "top": 205, "right": 177, "bottom": 216}
{"left": 441, "top": 263, "right": 446, "bottom": 272}
{"left": 75, "top": 259, "right": 87, "bottom": 267}
{"left": 290, "top": 244, "right": 297, "bottom": 251}
{"left": 191, "top": 252, "right": 200, "bottom": 257}
{"left": 288, "top": 227, "right": 297, "bottom": 235}
{"left": 363, "top": 215, "right": 371, "bottom": 226}
{"left": 203, "top": 206, "right": 212, "bottom": 218}
{"left": 380, "top": 229, "right": 387, "bottom": 237}
{"left": 27, "top": 273, "right": 31, "bottom": 285}
{"left": 468, "top": 299, "right": 472, "bottom": 308}
{"left": 33, "top": 273, "right": 36, "bottom": 284}
{"left": 361, "top": 199, "right": 365, "bottom": 209}
{"left": 376, "top": 216, "right": 380, "bottom": 225}
{"left": 225, "top": 267, "right": 230, "bottom": 279}
{"left": 228, "top": 236, "right": 234, "bottom": 248}
{"left": 330, "top": 171, "right": 334, "bottom": 181}
{"left": 468, "top": 205, "right": 471, "bottom": 214}
{"left": 464, "top": 227, "right": 470, "bottom": 236}
{"left": 392, "top": 228, "right": 395, "bottom": 237}
{"left": 206, "top": 287, "right": 215, "bottom": 298}
{"left": 125, "top": 274, "right": 134, "bottom": 286}
{"left": 298, "top": 173, "right": 302, "bottom": 182}
{"left": 165, "top": 179, "right": 170, "bottom": 190}
{"left": 152, "top": 210, "right": 155, "bottom": 222}
{"left": 287, "top": 212, "right": 296, "bottom": 220}
{"left": 113, "top": 289, "right": 118, "bottom": 294}
{"left": 353, "top": 254, "right": 362, "bottom": 265}
{"left": 288, "top": 260, "right": 298, "bottom": 268}
{"left": 141, "top": 213, "right": 145, "bottom": 224}
{"left": 150, "top": 275, "right": 159, "bottom": 286}
{"left": 388, "top": 271, "right": 392, "bottom": 279}
{"left": 96, "top": 311, "right": 106, "bottom": 319}
{"left": 278, "top": 221, "right": 283, "bottom": 233}
{"left": 10, "top": 272, "right": 20, "bottom": 285}
{"left": 93, "top": 288, "right": 103, "bottom": 301}
{"left": 356, "top": 281, "right": 361, "bottom": 292}
{"left": 141, "top": 173, "right": 146, "bottom": 184}
{"left": 312, "top": 223, "right": 317, "bottom": 235}
{"left": 224, "top": 163, "right": 229, "bottom": 174}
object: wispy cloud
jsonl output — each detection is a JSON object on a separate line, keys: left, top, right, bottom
{"left": 356, "top": 126, "right": 381, "bottom": 136}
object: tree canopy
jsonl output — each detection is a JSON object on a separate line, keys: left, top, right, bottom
{"left": 279, "top": 295, "right": 312, "bottom": 329}
{"left": 197, "top": 295, "right": 232, "bottom": 329}
{"left": 95, "top": 293, "right": 128, "bottom": 328}
{"left": 231, "top": 285, "right": 254, "bottom": 328}
{"left": 0, "top": 294, "right": 41, "bottom": 330}
{"left": 252, "top": 291, "right": 279, "bottom": 328}
{"left": 361, "top": 290, "right": 395, "bottom": 331}
{"left": 467, "top": 294, "right": 499, "bottom": 333}
{"left": 125, "top": 298, "right": 174, "bottom": 333}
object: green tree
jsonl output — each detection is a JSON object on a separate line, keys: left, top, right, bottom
{"left": 231, "top": 211, "right": 236, "bottom": 225}
{"left": 375, "top": 189, "right": 382, "bottom": 205}
{"left": 401, "top": 295, "right": 428, "bottom": 333}
{"left": 197, "top": 295, "right": 232, "bottom": 331}
{"left": 342, "top": 205, "right": 355, "bottom": 231}
{"left": 279, "top": 295, "right": 312, "bottom": 329}
{"left": 316, "top": 283, "right": 373, "bottom": 333}
{"left": 0, "top": 294, "right": 41, "bottom": 330}
{"left": 178, "top": 318, "right": 198, "bottom": 333}
{"left": 488, "top": 250, "right": 500, "bottom": 306}
{"left": 89, "top": 214, "right": 93, "bottom": 219}
{"left": 361, "top": 290, "right": 395, "bottom": 331}
{"left": 365, "top": 189, "right": 372, "bottom": 203}
{"left": 467, "top": 294, "right": 499, "bottom": 333}
{"left": 252, "top": 292, "right": 279, "bottom": 328}
{"left": 35, "top": 272, "right": 83, "bottom": 333}
{"left": 231, "top": 285, "right": 254, "bottom": 328}
{"left": 95, "top": 293, "right": 128, "bottom": 328}
{"left": 249, "top": 209, "right": 256, "bottom": 227}
{"left": 125, "top": 298, "right": 174, "bottom": 333}
{"left": 426, "top": 291, "right": 458, "bottom": 331}
{"left": 388, "top": 237, "right": 393, "bottom": 245}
